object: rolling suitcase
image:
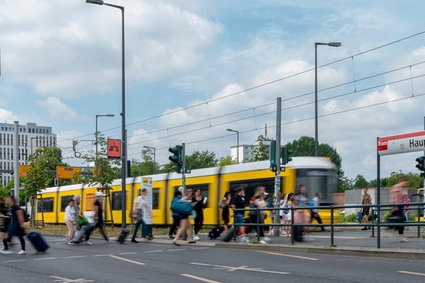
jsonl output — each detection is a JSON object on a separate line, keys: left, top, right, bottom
{"left": 117, "top": 229, "right": 129, "bottom": 244}
{"left": 222, "top": 227, "right": 236, "bottom": 242}
{"left": 208, "top": 225, "right": 225, "bottom": 239}
{"left": 27, "top": 232, "right": 49, "bottom": 252}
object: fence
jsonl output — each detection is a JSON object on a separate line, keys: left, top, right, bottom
{"left": 233, "top": 201, "right": 425, "bottom": 248}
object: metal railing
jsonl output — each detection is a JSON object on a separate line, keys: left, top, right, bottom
{"left": 232, "top": 201, "right": 425, "bottom": 248}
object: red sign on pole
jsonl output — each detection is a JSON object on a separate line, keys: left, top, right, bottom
{"left": 377, "top": 131, "right": 425, "bottom": 156}
{"left": 107, "top": 139, "right": 121, "bottom": 159}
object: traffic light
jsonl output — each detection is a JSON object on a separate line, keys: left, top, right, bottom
{"left": 416, "top": 156, "right": 425, "bottom": 177}
{"left": 269, "top": 140, "right": 277, "bottom": 172}
{"left": 281, "top": 146, "right": 293, "bottom": 165}
{"left": 169, "top": 145, "right": 183, "bottom": 173}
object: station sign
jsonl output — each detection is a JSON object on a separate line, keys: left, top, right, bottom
{"left": 56, "top": 166, "right": 81, "bottom": 179}
{"left": 107, "top": 139, "right": 121, "bottom": 159}
{"left": 377, "top": 131, "right": 425, "bottom": 156}
{"left": 18, "top": 165, "right": 31, "bottom": 178}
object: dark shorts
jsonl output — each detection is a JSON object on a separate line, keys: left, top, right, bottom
{"left": 180, "top": 214, "right": 189, "bottom": 220}
{"left": 362, "top": 208, "right": 370, "bottom": 216}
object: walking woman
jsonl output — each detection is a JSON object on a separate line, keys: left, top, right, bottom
{"left": 1, "top": 196, "right": 25, "bottom": 254}
{"left": 0, "top": 197, "right": 11, "bottom": 248}
{"left": 219, "top": 191, "right": 231, "bottom": 232}
{"left": 64, "top": 198, "right": 76, "bottom": 243}
{"left": 168, "top": 190, "right": 182, "bottom": 239}
{"left": 192, "top": 188, "right": 206, "bottom": 241}
{"left": 390, "top": 176, "right": 409, "bottom": 242}
{"left": 172, "top": 188, "right": 196, "bottom": 246}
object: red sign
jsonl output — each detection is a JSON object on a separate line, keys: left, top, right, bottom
{"left": 107, "top": 139, "right": 121, "bottom": 159}
{"left": 377, "top": 131, "right": 425, "bottom": 156}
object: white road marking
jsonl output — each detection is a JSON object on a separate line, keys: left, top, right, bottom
{"left": 50, "top": 275, "right": 95, "bottom": 282}
{"left": 109, "top": 255, "right": 145, "bottom": 266}
{"left": 168, "top": 249, "right": 185, "bottom": 252}
{"left": 93, "top": 254, "right": 109, "bottom": 257}
{"left": 190, "top": 262, "right": 290, "bottom": 275}
{"left": 181, "top": 274, "right": 221, "bottom": 283}
{"left": 2, "top": 259, "right": 27, "bottom": 263}
{"left": 399, "top": 270, "right": 425, "bottom": 277}
{"left": 34, "top": 257, "right": 56, "bottom": 261}
{"left": 145, "top": 250, "right": 164, "bottom": 253}
{"left": 118, "top": 252, "right": 137, "bottom": 255}
{"left": 62, "top": 256, "right": 85, "bottom": 259}
{"left": 255, "top": 250, "right": 319, "bottom": 261}
{"left": 191, "top": 247, "right": 210, "bottom": 250}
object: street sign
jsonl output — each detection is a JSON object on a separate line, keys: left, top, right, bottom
{"left": 57, "top": 166, "right": 81, "bottom": 179}
{"left": 107, "top": 139, "right": 121, "bottom": 159}
{"left": 378, "top": 131, "right": 425, "bottom": 156}
{"left": 19, "top": 165, "right": 31, "bottom": 178}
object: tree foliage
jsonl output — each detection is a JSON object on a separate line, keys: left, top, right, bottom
{"left": 369, "top": 171, "right": 423, "bottom": 188}
{"left": 130, "top": 149, "right": 159, "bottom": 176}
{"left": 253, "top": 135, "right": 269, "bottom": 161}
{"left": 162, "top": 150, "right": 217, "bottom": 172}
{"left": 216, "top": 155, "right": 238, "bottom": 167}
{"left": 353, "top": 174, "right": 369, "bottom": 189}
{"left": 23, "top": 147, "right": 68, "bottom": 195}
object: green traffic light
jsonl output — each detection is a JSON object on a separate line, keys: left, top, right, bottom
{"left": 416, "top": 156, "right": 425, "bottom": 171}
{"left": 269, "top": 140, "right": 277, "bottom": 172}
{"left": 169, "top": 145, "right": 183, "bottom": 173}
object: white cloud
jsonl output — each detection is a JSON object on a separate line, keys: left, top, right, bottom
{"left": 37, "top": 97, "right": 77, "bottom": 121}
{"left": 0, "top": 109, "right": 18, "bottom": 123}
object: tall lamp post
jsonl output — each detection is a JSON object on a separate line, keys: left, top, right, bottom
{"left": 226, "top": 128, "right": 240, "bottom": 163}
{"left": 95, "top": 114, "right": 114, "bottom": 164}
{"left": 86, "top": 0, "right": 127, "bottom": 230}
{"left": 143, "top": 146, "right": 156, "bottom": 174}
{"left": 314, "top": 41, "right": 341, "bottom": 156}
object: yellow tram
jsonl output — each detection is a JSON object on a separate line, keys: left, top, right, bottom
{"left": 36, "top": 157, "right": 337, "bottom": 225}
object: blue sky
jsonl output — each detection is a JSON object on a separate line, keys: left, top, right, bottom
{"left": 1, "top": 0, "right": 425, "bottom": 181}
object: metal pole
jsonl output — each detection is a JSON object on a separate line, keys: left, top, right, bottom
{"left": 95, "top": 115, "right": 99, "bottom": 168}
{"left": 182, "top": 143, "right": 186, "bottom": 191}
{"left": 13, "top": 121, "right": 19, "bottom": 203}
{"left": 274, "top": 97, "right": 281, "bottom": 236}
{"left": 376, "top": 137, "right": 381, "bottom": 249}
{"left": 236, "top": 131, "right": 239, "bottom": 163}
{"left": 314, "top": 43, "right": 319, "bottom": 156}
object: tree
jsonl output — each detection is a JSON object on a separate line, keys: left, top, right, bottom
{"left": 23, "top": 147, "right": 68, "bottom": 196}
{"left": 131, "top": 149, "right": 159, "bottom": 176}
{"left": 371, "top": 171, "right": 423, "bottom": 188}
{"left": 216, "top": 156, "right": 238, "bottom": 167}
{"left": 162, "top": 150, "right": 217, "bottom": 173}
{"left": 285, "top": 136, "right": 346, "bottom": 191}
{"left": 253, "top": 135, "right": 270, "bottom": 161}
{"left": 353, "top": 174, "right": 369, "bottom": 189}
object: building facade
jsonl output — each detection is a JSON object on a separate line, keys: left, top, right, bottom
{"left": 0, "top": 122, "right": 56, "bottom": 186}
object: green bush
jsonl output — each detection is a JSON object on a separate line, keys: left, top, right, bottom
{"left": 341, "top": 213, "right": 358, "bottom": 223}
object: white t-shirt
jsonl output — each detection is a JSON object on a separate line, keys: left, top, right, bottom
{"left": 65, "top": 206, "right": 75, "bottom": 222}
{"left": 135, "top": 196, "right": 152, "bottom": 224}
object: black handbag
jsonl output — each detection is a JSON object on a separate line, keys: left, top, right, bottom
{"left": 388, "top": 213, "right": 404, "bottom": 223}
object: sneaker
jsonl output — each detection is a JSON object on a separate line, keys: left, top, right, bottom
{"left": 0, "top": 248, "right": 11, "bottom": 254}
{"left": 259, "top": 240, "right": 268, "bottom": 244}
{"left": 193, "top": 235, "right": 200, "bottom": 241}
{"left": 68, "top": 241, "right": 74, "bottom": 245}
{"left": 241, "top": 236, "right": 250, "bottom": 243}
{"left": 400, "top": 238, "right": 409, "bottom": 243}
{"left": 17, "top": 250, "right": 26, "bottom": 255}
{"left": 263, "top": 237, "right": 271, "bottom": 243}
{"left": 86, "top": 241, "right": 92, "bottom": 245}
{"left": 131, "top": 239, "right": 139, "bottom": 243}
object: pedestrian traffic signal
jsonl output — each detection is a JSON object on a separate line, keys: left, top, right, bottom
{"left": 281, "top": 146, "right": 293, "bottom": 165}
{"left": 169, "top": 145, "right": 183, "bottom": 173}
{"left": 269, "top": 140, "right": 277, "bottom": 172}
{"left": 416, "top": 156, "right": 425, "bottom": 177}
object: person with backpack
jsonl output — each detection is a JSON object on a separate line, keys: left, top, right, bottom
{"left": 168, "top": 190, "right": 182, "bottom": 239}
{"left": 1, "top": 196, "right": 26, "bottom": 255}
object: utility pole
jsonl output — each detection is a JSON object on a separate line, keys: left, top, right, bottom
{"left": 273, "top": 98, "right": 281, "bottom": 236}
{"left": 13, "top": 121, "right": 19, "bottom": 203}
{"left": 182, "top": 143, "right": 186, "bottom": 191}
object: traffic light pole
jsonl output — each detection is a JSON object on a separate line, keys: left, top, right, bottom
{"left": 182, "top": 143, "right": 187, "bottom": 192}
{"left": 273, "top": 97, "right": 281, "bottom": 236}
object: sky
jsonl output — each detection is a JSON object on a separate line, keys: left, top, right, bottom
{"left": 1, "top": 0, "right": 425, "bottom": 181}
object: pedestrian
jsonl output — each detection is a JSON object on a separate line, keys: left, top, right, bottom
{"left": 168, "top": 190, "right": 182, "bottom": 239}
{"left": 294, "top": 185, "right": 308, "bottom": 226}
{"left": 1, "top": 196, "right": 26, "bottom": 254}
{"left": 64, "top": 199, "right": 76, "bottom": 243}
{"left": 230, "top": 187, "right": 248, "bottom": 242}
{"left": 219, "top": 191, "right": 231, "bottom": 233}
{"left": 248, "top": 186, "right": 268, "bottom": 244}
{"left": 403, "top": 194, "right": 411, "bottom": 225}
{"left": 0, "top": 197, "right": 11, "bottom": 245}
{"left": 85, "top": 191, "right": 109, "bottom": 244}
{"left": 131, "top": 188, "right": 152, "bottom": 242}
{"left": 389, "top": 176, "right": 409, "bottom": 242}
{"left": 309, "top": 193, "right": 325, "bottom": 231}
{"left": 282, "top": 193, "right": 294, "bottom": 236}
{"left": 172, "top": 188, "right": 196, "bottom": 246}
{"left": 361, "top": 188, "right": 372, "bottom": 230}
{"left": 192, "top": 188, "right": 207, "bottom": 241}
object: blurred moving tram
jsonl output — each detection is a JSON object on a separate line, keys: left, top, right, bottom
{"left": 36, "top": 157, "right": 337, "bottom": 226}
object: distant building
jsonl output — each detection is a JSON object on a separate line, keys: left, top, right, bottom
{"left": 0, "top": 122, "right": 56, "bottom": 186}
{"left": 229, "top": 139, "right": 273, "bottom": 163}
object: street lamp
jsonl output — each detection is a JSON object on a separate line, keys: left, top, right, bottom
{"left": 226, "top": 128, "right": 240, "bottom": 163}
{"left": 86, "top": 0, "right": 127, "bottom": 230}
{"left": 95, "top": 114, "right": 114, "bottom": 165}
{"left": 314, "top": 41, "right": 341, "bottom": 156}
{"left": 143, "top": 146, "right": 156, "bottom": 174}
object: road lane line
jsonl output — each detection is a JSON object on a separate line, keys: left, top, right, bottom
{"left": 192, "top": 247, "right": 210, "bottom": 250}
{"left": 62, "top": 256, "right": 85, "bottom": 259}
{"left": 190, "top": 262, "right": 290, "bottom": 275}
{"left": 118, "top": 252, "right": 138, "bottom": 255}
{"left": 2, "top": 260, "right": 26, "bottom": 263}
{"left": 255, "top": 250, "right": 319, "bottom": 261}
{"left": 181, "top": 274, "right": 221, "bottom": 283}
{"left": 226, "top": 266, "right": 248, "bottom": 272}
{"left": 168, "top": 249, "right": 185, "bottom": 252}
{"left": 399, "top": 270, "right": 425, "bottom": 277}
{"left": 145, "top": 250, "right": 163, "bottom": 253}
{"left": 33, "top": 257, "right": 56, "bottom": 261}
{"left": 109, "top": 255, "right": 145, "bottom": 266}
{"left": 93, "top": 254, "right": 109, "bottom": 257}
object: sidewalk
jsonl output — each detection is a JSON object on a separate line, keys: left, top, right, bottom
{"left": 143, "top": 227, "right": 425, "bottom": 260}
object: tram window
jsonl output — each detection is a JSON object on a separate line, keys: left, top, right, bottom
{"left": 60, "top": 195, "right": 74, "bottom": 212}
{"left": 174, "top": 184, "right": 209, "bottom": 205}
{"left": 152, "top": 188, "right": 159, "bottom": 209}
{"left": 37, "top": 197, "right": 54, "bottom": 212}
{"left": 111, "top": 192, "right": 122, "bottom": 210}
{"left": 230, "top": 178, "right": 277, "bottom": 205}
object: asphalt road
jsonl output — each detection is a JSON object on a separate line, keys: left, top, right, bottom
{"left": 0, "top": 235, "right": 425, "bottom": 282}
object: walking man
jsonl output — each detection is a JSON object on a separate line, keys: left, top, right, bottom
{"left": 85, "top": 191, "right": 109, "bottom": 243}
{"left": 361, "top": 188, "right": 372, "bottom": 230}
